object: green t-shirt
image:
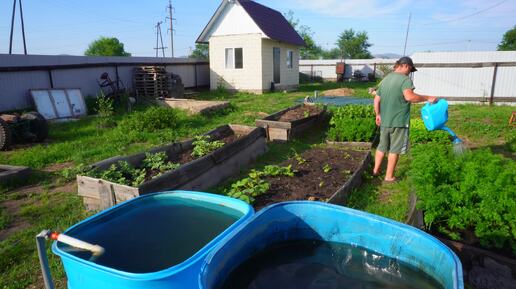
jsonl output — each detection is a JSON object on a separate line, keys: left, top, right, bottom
{"left": 377, "top": 72, "right": 414, "bottom": 128}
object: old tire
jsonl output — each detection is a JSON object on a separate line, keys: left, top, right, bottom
{"left": 0, "top": 118, "right": 12, "bottom": 151}
{"left": 21, "top": 112, "right": 48, "bottom": 142}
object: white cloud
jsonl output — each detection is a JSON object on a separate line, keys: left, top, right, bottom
{"left": 285, "top": 0, "right": 410, "bottom": 17}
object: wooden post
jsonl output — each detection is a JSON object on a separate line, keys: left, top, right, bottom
{"left": 48, "top": 70, "right": 54, "bottom": 88}
{"left": 490, "top": 63, "right": 498, "bottom": 105}
{"left": 373, "top": 63, "right": 377, "bottom": 79}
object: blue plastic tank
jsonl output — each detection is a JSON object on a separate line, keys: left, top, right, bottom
{"left": 421, "top": 99, "right": 449, "bottom": 131}
{"left": 199, "top": 202, "right": 463, "bottom": 289}
{"left": 52, "top": 191, "right": 253, "bottom": 289}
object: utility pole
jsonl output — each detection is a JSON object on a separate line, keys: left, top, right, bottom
{"left": 9, "top": 0, "right": 28, "bottom": 55}
{"left": 402, "top": 12, "right": 411, "bottom": 56}
{"left": 154, "top": 21, "right": 167, "bottom": 58}
{"left": 166, "top": 0, "right": 175, "bottom": 58}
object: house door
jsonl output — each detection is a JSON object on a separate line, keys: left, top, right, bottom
{"left": 273, "top": 47, "right": 280, "bottom": 84}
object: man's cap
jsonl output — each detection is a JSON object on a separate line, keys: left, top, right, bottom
{"left": 398, "top": 56, "right": 417, "bottom": 72}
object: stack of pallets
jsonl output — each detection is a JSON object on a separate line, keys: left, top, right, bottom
{"left": 133, "top": 66, "right": 169, "bottom": 99}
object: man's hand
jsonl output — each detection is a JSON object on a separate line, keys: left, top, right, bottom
{"left": 375, "top": 115, "right": 381, "bottom": 126}
{"left": 427, "top": 96, "right": 438, "bottom": 103}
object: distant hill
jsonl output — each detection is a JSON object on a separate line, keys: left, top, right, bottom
{"left": 373, "top": 53, "right": 402, "bottom": 59}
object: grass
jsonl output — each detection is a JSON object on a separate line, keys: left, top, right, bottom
{"left": 0, "top": 81, "right": 374, "bottom": 289}
{"left": 1, "top": 80, "right": 513, "bottom": 289}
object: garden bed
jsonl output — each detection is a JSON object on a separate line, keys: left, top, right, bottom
{"left": 156, "top": 98, "right": 230, "bottom": 114}
{"left": 255, "top": 104, "right": 327, "bottom": 141}
{"left": 225, "top": 142, "right": 371, "bottom": 210}
{"left": 77, "top": 124, "right": 267, "bottom": 211}
{"left": 0, "top": 165, "right": 31, "bottom": 184}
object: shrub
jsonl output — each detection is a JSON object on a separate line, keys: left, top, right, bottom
{"left": 410, "top": 119, "right": 451, "bottom": 145}
{"left": 410, "top": 143, "right": 516, "bottom": 253}
{"left": 327, "top": 105, "right": 376, "bottom": 142}
{"left": 119, "top": 106, "right": 178, "bottom": 132}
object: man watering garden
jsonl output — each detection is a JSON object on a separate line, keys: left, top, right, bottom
{"left": 371, "top": 56, "right": 437, "bottom": 182}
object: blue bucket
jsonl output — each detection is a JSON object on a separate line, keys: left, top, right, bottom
{"left": 199, "top": 202, "right": 463, "bottom": 289}
{"left": 52, "top": 191, "right": 253, "bottom": 289}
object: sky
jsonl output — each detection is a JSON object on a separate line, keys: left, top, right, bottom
{"left": 0, "top": 0, "right": 514, "bottom": 57}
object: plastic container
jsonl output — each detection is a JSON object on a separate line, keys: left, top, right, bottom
{"left": 200, "top": 202, "right": 463, "bottom": 289}
{"left": 52, "top": 191, "right": 253, "bottom": 289}
{"left": 421, "top": 99, "right": 449, "bottom": 131}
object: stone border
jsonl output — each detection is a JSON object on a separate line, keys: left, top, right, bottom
{"left": 0, "top": 165, "right": 32, "bottom": 183}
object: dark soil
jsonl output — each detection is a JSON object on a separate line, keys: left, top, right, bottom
{"left": 253, "top": 146, "right": 368, "bottom": 210}
{"left": 143, "top": 134, "right": 242, "bottom": 181}
{"left": 276, "top": 105, "right": 323, "bottom": 122}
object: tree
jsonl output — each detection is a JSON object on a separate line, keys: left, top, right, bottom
{"left": 321, "top": 48, "right": 342, "bottom": 59}
{"left": 85, "top": 37, "right": 131, "bottom": 56}
{"left": 189, "top": 44, "right": 209, "bottom": 60}
{"left": 498, "top": 26, "right": 516, "bottom": 51}
{"left": 336, "top": 29, "right": 373, "bottom": 59}
{"left": 284, "top": 11, "right": 323, "bottom": 59}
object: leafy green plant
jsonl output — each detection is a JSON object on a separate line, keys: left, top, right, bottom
{"left": 327, "top": 105, "right": 376, "bottom": 142}
{"left": 142, "top": 152, "right": 179, "bottom": 173}
{"left": 411, "top": 143, "right": 516, "bottom": 253}
{"left": 303, "top": 110, "right": 310, "bottom": 118}
{"left": 410, "top": 119, "right": 450, "bottom": 145}
{"left": 96, "top": 96, "right": 115, "bottom": 128}
{"left": 225, "top": 165, "right": 296, "bottom": 204}
{"left": 119, "top": 106, "right": 178, "bottom": 132}
{"left": 191, "top": 135, "right": 225, "bottom": 158}
{"left": 322, "top": 164, "right": 332, "bottom": 173}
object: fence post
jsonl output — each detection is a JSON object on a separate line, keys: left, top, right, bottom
{"left": 489, "top": 63, "right": 498, "bottom": 105}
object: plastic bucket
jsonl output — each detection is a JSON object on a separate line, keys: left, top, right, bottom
{"left": 200, "top": 202, "right": 463, "bottom": 289}
{"left": 52, "top": 191, "right": 254, "bottom": 289}
{"left": 421, "top": 99, "right": 449, "bottom": 131}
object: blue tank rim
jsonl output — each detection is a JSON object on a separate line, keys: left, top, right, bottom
{"left": 199, "top": 201, "right": 463, "bottom": 289}
{"left": 52, "top": 191, "right": 254, "bottom": 280}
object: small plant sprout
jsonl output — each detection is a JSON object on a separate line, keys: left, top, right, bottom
{"left": 323, "top": 164, "right": 332, "bottom": 173}
{"left": 303, "top": 110, "right": 311, "bottom": 118}
{"left": 291, "top": 149, "right": 307, "bottom": 165}
{"left": 319, "top": 181, "right": 325, "bottom": 188}
{"left": 342, "top": 152, "right": 352, "bottom": 160}
{"left": 191, "top": 135, "right": 225, "bottom": 158}
{"left": 342, "top": 169, "right": 352, "bottom": 175}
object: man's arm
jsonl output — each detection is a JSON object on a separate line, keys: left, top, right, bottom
{"left": 403, "top": 89, "right": 437, "bottom": 103}
{"left": 373, "top": 93, "right": 381, "bottom": 126}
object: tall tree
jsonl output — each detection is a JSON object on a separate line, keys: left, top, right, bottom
{"left": 284, "top": 11, "right": 323, "bottom": 59}
{"left": 498, "top": 26, "right": 516, "bottom": 51}
{"left": 336, "top": 29, "right": 373, "bottom": 59}
{"left": 189, "top": 44, "right": 209, "bottom": 60}
{"left": 85, "top": 37, "right": 131, "bottom": 56}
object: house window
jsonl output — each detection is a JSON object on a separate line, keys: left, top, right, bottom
{"left": 225, "top": 47, "right": 243, "bottom": 69}
{"left": 287, "top": 50, "right": 293, "bottom": 69}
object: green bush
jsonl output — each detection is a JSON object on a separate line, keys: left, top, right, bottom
{"left": 410, "top": 143, "right": 516, "bottom": 253}
{"left": 327, "top": 105, "right": 376, "bottom": 142}
{"left": 410, "top": 119, "right": 451, "bottom": 145}
{"left": 119, "top": 106, "right": 178, "bottom": 132}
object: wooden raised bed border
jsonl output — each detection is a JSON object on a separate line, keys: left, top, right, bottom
{"left": 0, "top": 165, "right": 31, "bottom": 184}
{"left": 256, "top": 104, "right": 327, "bottom": 142}
{"left": 326, "top": 141, "right": 372, "bottom": 205}
{"left": 77, "top": 124, "right": 267, "bottom": 211}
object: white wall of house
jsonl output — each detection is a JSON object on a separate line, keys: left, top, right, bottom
{"left": 210, "top": 3, "right": 263, "bottom": 37}
{"left": 262, "top": 39, "right": 300, "bottom": 91}
{"left": 209, "top": 34, "right": 264, "bottom": 92}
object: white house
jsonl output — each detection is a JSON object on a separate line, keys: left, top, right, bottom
{"left": 196, "top": 0, "right": 306, "bottom": 94}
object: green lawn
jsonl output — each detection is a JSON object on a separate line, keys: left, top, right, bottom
{"left": 1, "top": 80, "right": 514, "bottom": 289}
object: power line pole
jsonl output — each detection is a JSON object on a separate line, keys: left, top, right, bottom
{"left": 9, "top": 0, "right": 28, "bottom": 55}
{"left": 402, "top": 12, "right": 411, "bottom": 56}
{"left": 166, "top": 0, "right": 175, "bottom": 58}
{"left": 154, "top": 21, "right": 167, "bottom": 58}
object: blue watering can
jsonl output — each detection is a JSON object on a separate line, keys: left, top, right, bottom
{"left": 421, "top": 99, "right": 462, "bottom": 144}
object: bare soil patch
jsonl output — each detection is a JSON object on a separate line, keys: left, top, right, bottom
{"left": 253, "top": 146, "right": 368, "bottom": 210}
{"left": 322, "top": 88, "right": 355, "bottom": 96}
{"left": 276, "top": 106, "right": 323, "bottom": 122}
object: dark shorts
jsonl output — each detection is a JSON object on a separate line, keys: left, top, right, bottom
{"left": 377, "top": 127, "right": 410, "bottom": 154}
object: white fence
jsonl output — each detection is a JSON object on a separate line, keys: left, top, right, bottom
{"left": 0, "top": 54, "right": 209, "bottom": 112}
{"left": 300, "top": 51, "right": 516, "bottom": 104}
